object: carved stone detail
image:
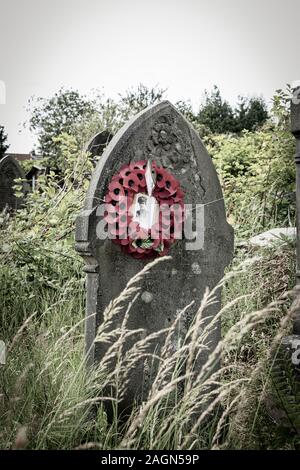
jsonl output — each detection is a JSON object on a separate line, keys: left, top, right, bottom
{"left": 146, "top": 115, "right": 196, "bottom": 170}
{"left": 145, "top": 114, "right": 206, "bottom": 197}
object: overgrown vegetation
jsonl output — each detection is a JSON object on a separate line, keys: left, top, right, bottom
{"left": 0, "top": 125, "right": 9, "bottom": 159}
{"left": 27, "top": 84, "right": 268, "bottom": 165}
{"left": 0, "top": 84, "right": 299, "bottom": 449}
{"left": 197, "top": 85, "right": 268, "bottom": 135}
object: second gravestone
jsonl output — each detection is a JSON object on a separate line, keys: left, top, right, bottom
{"left": 86, "top": 130, "right": 113, "bottom": 161}
{"left": 75, "top": 101, "right": 234, "bottom": 413}
{"left": 0, "top": 155, "right": 28, "bottom": 211}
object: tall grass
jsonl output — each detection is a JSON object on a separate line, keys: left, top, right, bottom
{"left": 0, "top": 239, "right": 297, "bottom": 449}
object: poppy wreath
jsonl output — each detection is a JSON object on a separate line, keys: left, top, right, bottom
{"left": 103, "top": 160, "right": 185, "bottom": 259}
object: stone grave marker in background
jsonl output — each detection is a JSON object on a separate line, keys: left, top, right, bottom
{"left": 75, "top": 101, "right": 234, "bottom": 413}
{"left": 278, "top": 86, "right": 300, "bottom": 374}
{"left": 0, "top": 155, "right": 28, "bottom": 212}
{"left": 86, "top": 130, "right": 113, "bottom": 162}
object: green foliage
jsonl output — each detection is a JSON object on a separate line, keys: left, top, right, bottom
{"left": 221, "top": 241, "right": 296, "bottom": 449}
{"left": 271, "top": 85, "right": 293, "bottom": 131}
{"left": 118, "top": 83, "right": 166, "bottom": 121}
{"left": 28, "top": 85, "right": 167, "bottom": 168}
{"left": 74, "top": 84, "right": 167, "bottom": 151}
{"left": 0, "top": 229, "right": 296, "bottom": 449}
{"left": 0, "top": 135, "right": 90, "bottom": 334}
{"left": 207, "top": 88, "right": 295, "bottom": 238}
{"left": 198, "top": 86, "right": 268, "bottom": 135}
{"left": 271, "top": 348, "right": 300, "bottom": 442}
{"left": 0, "top": 124, "right": 9, "bottom": 158}
{"left": 27, "top": 84, "right": 270, "bottom": 169}
{"left": 28, "top": 89, "right": 97, "bottom": 160}
{"left": 52, "top": 133, "right": 94, "bottom": 178}
{"left": 198, "top": 86, "right": 235, "bottom": 134}
{"left": 175, "top": 99, "right": 209, "bottom": 136}
{"left": 0, "top": 135, "right": 98, "bottom": 448}
{"left": 234, "top": 96, "right": 269, "bottom": 133}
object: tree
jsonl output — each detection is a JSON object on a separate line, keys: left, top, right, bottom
{"left": 28, "top": 88, "right": 97, "bottom": 160}
{"left": 234, "top": 96, "right": 268, "bottom": 132}
{"left": 0, "top": 125, "right": 9, "bottom": 159}
{"left": 207, "top": 86, "right": 294, "bottom": 236}
{"left": 175, "top": 99, "right": 197, "bottom": 123}
{"left": 198, "top": 86, "right": 235, "bottom": 134}
{"left": 28, "top": 85, "right": 168, "bottom": 166}
{"left": 118, "top": 83, "right": 166, "bottom": 122}
{"left": 72, "top": 85, "right": 168, "bottom": 156}
{"left": 197, "top": 86, "right": 269, "bottom": 135}
{"left": 270, "top": 86, "right": 292, "bottom": 131}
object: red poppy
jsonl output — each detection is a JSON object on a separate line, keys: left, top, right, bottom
{"left": 173, "top": 188, "right": 184, "bottom": 202}
{"left": 135, "top": 170, "right": 146, "bottom": 188}
{"left": 156, "top": 169, "right": 166, "bottom": 188}
{"left": 104, "top": 193, "right": 113, "bottom": 203}
{"left": 162, "top": 197, "right": 176, "bottom": 206}
{"left": 123, "top": 174, "right": 140, "bottom": 193}
{"left": 165, "top": 174, "right": 179, "bottom": 192}
{"left": 130, "top": 160, "right": 147, "bottom": 170}
{"left": 155, "top": 188, "right": 171, "bottom": 199}
{"left": 108, "top": 181, "right": 125, "bottom": 201}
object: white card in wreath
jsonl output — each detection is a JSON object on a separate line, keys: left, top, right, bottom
{"left": 145, "top": 160, "right": 156, "bottom": 197}
{"left": 130, "top": 193, "right": 159, "bottom": 230}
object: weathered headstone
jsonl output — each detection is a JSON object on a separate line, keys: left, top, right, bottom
{"left": 278, "top": 85, "right": 300, "bottom": 375}
{"left": 86, "top": 130, "right": 113, "bottom": 160}
{"left": 291, "top": 85, "right": 300, "bottom": 336}
{"left": 0, "top": 155, "right": 28, "bottom": 211}
{"left": 75, "top": 101, "right": 234, "bottom": 413}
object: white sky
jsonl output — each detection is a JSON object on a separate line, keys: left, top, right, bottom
{"left": 0, "top": 0, "right": 299, "bottom": 152}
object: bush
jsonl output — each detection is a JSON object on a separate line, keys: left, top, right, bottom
{"left": 207, "top": 123, "right": 295, "bottom": 238}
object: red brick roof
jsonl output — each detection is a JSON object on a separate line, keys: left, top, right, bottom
{"left": 6, "top": 153, "right": 33, "bottom": 161}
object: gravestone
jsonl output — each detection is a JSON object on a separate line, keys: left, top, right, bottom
{"left": 0, "top": 155, "right": 28, "bottom": 211}
{"left": 75, "top": 101, "right": 234, "bottom": 413}
{"left": 277, "top": 85, "right": 300, "bottom": 377}
{"left": 86, "top": 130, "right": 113, "bottom": 161}
{"left": 291, "top": 85, "right": 300, "bottom": 335}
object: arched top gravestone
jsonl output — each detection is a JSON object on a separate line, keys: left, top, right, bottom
{"left": 75, "top": 101, "right": 234, "bottom": 411}
{"left": 86, "top": 130, "right": 113, "bottom": 161}
{"left": 0, "top": 155, "right": 28, "bottom": 211}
